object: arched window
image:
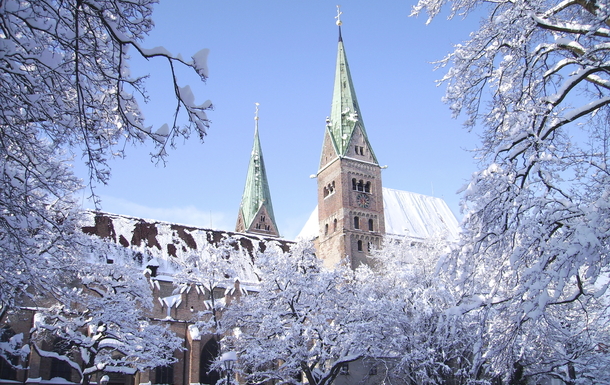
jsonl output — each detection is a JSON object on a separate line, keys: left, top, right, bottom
{"left": 200, "top": 338, "right": 220, "bottom": 385}
{"left": 0, "top": 328, "right": 17, "bottom": 381}
{"left": 325, "top": 224, "right": 329, "bottom": 235}
{"left": 357, "top": 240, "right": 363, "bottom": 251}
{"left": 50, "top": 338, "right": 72, "bottom": 381}
{"left": 352, "top": 178, "right": 357, "bottom": 190}
{"left": 354, "top": 216, "right": 360, "bottom": 230}
{"left": 156, "top": 364, "right": 174, "bottom": 385}
{"left": 333, "top": 218, "right": 338, "bottom": 232}
{"left": 365, "top": 182, "right": 371, "bottom": 193}
{"left": 368, "top": 219, "right": 374, "bottom": 231}
{"left": 357, "top": 180, "right": 364, "bottom": 192}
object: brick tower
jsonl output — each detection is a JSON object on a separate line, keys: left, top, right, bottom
{"left": 316, "top": 22, "right": 385, "bottom": 268}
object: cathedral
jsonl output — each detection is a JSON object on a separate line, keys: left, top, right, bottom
{"left": 231, "top": 23, "right": 458, "bottom": 268}
{"left": 1, "top": 19, "right": 459, "bottom": 385}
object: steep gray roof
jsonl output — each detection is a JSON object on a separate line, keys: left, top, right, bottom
{"left": 297, "top": 187, "right": 460, "bottom": 241}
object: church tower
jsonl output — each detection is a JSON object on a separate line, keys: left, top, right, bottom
{"left": 316, "top": 16, "right": 385, "bottom": 268}
{"left": 236, "top": 104, "right": 280, "bottom": 237}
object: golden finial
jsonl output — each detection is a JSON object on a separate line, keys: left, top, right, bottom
{"left": 335, "top": 5, "right": 342, "bottom": 26}
{"left": 254, "top": 102, "right": 260, "bottom": 121}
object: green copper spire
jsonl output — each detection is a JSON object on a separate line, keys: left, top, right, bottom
{"left": 325, "top": 27, "right": 378, "bottom": 163}
{"left": 236, "top": 104, "right": 279, "bottom": 237}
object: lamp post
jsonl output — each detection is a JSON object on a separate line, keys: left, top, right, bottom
{"left": 220, "top": 351, "right": 237, "bottom": 385}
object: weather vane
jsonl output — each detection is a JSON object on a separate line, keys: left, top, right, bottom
{"left": 335, "top": 5, "right": 342, "bottom": 26}
{"left": 254, "top": 102, "right": 260, "bottom": 121}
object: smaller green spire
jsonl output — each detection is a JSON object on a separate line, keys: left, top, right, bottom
{"left": 236, "top": 104, "right": 279, "bottom": 237}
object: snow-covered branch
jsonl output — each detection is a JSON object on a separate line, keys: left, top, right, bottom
{"left": 31, "top": 243, "right": 181, "bottom": 385}
{"left": 0, "top": 0, "right": 210, "bottom": 362}
{"left": 413, "top": 0, "right": 610, "bottom": 381}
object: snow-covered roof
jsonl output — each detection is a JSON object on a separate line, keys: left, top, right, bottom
{"left": 81, "top": 211, "right": 293, "bottom": 283}
{"left": 297, "top": 187, "right": 460, "bottom": 241}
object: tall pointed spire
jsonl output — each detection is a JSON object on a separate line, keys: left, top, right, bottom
{"left": 322, "top": 11, "right": 378, "bottom": 165}
{"left": 235, "top": 103, "right": 280, "bottom": 237}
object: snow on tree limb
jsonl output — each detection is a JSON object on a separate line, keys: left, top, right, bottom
{"left": 0, "top": 0, "right": 204, "bottom": 376}
{"left": 413, "top": 0, "right": 610, "bottom": 382}
{"left": 31, "top": 241, "right": 182, "bottom": 385}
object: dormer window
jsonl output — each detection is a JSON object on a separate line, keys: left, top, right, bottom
{"left": 340, "top": 363, "right": 349, "bottom": 375}
{"left": 147, "top": 265, "right": 158, "bottom": 277}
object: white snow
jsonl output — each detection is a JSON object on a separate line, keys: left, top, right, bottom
{"left": 178, "top": 85, "right": 195, "bottom": 106}
{"left": 383, "top": 188, "right": 459, "bottom": 240}
{"left": 45, "top": 378, "right": 76, "bottom": 384}
{"left": 191, "top": 48, "right": 210, "bottom": 78}
{"left": 297, "top": 209, "right": 319, "bottom": 241}
{"left": 139, "top": 46, "right": 172, "bottom": 57}
{"left": 161, "top": 294, "right": 182, "bottom": 309}
{"left": 188, "top": 325, "right": 201, "bottom": 341}
{"left": 155, "top": 123, "right": 170, "bottom": 136}
{"left": 220, "top": 351, "right": 238, "bottom": 362}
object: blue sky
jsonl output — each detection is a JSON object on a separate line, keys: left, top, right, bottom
{"left": 74, "top": 1, "right": 483, "bottom": 240}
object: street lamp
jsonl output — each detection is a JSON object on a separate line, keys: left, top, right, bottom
{"left": 220, "top": 351, "right": 237, "bottom": 385}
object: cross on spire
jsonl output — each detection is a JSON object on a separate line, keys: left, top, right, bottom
{"left": 335, "top": 5, "right": 342, "bottom": 26}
